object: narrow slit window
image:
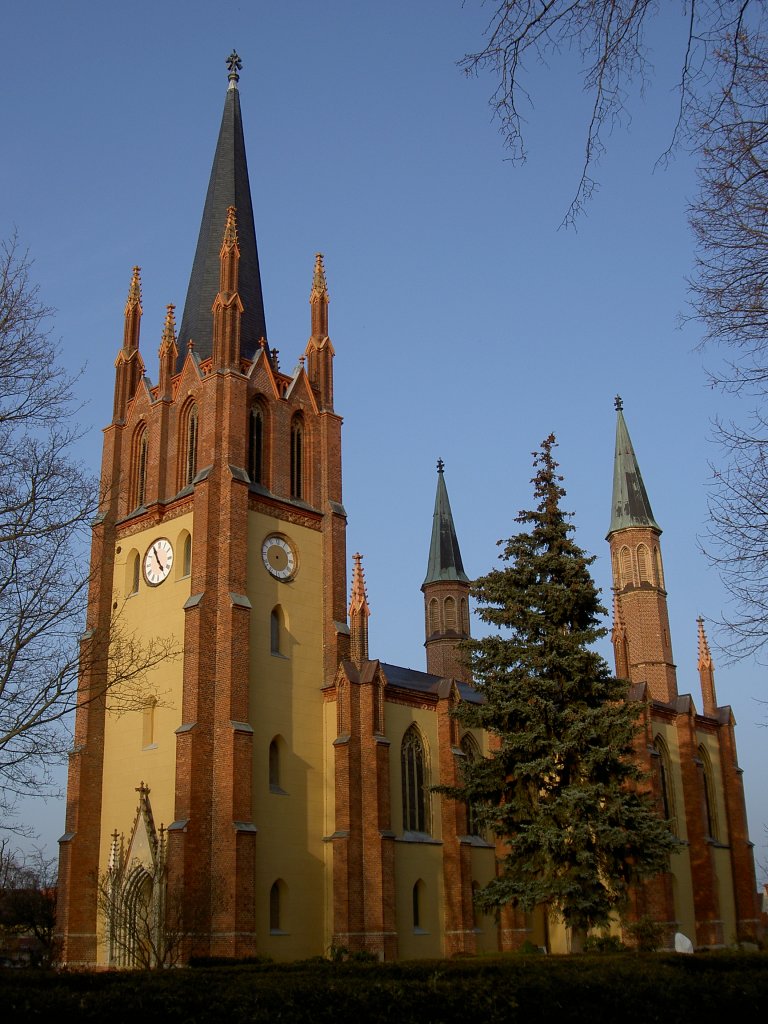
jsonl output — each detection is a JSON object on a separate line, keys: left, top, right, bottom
{"left": 290, "top": 420, "right": 303, "bottom": 499}
{"left": 269, "top": 738, "right": 280, "bottom": 790}
{"left": 132, "top": 430, "right": 148, "bottom": 510}
{"left": 130, "top": 552, "right": 140, "bottom": 596}
{"left": 185, "top": 405, "right": 198, "bottom": 486}
{"left": 249, "top": 406, "right": 263, "bottom": 484}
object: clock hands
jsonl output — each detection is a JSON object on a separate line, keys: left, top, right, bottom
{"left": 153, "top": 546, "right": 164, "bottom": 571}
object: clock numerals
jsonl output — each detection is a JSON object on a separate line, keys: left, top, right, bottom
{"left": 143, "top": 538, "right": 174, "bottom": 586}
{"left": 262, "top": 535, "right": 297, "bottom": 580}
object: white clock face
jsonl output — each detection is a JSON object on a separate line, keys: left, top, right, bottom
{"left": 144, "top": 538, "right": 174, "bottom": 586}
{"left": 262, "top": 534, "right": 297, "bottom": 580}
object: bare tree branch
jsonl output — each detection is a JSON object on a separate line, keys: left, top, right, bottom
{"left": 0, "top": 237, "right": 179, "bottom": 831}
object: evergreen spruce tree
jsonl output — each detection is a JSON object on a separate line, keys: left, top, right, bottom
{"left": 454, "top": 435, "right": 675, "bottom": 937}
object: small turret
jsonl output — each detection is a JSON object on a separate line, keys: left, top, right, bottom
{"left": 123, "top": 265, "right": 142, "bottom": 351}
{"left": 348, "top": 552, "right": 371, "bottom": 666}
{"left": 697, "top": 617, "right": 718, "bottom": 716}
{"left": 305, "top": 253, "right": 334, "bottom": 410}
{"left": 211, "top": 206, "right": 244, "bottom": 370}
{"left": 158, "top": 304, "right": 178, "bottom": 400}
{"left": 422, "top": 460, "right": 471, "bottom": 683}
{"left": 113, "top": 266, "right": 145, "bottom": 422}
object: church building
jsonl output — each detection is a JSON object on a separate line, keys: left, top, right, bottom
{"left": 56, "top": 55, "right": 760, "bottom": 965}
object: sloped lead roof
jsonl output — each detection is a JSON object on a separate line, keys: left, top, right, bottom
{"left": 608, "top": 400, "right": 660, "bottom": 535}
{"left": 177, "top": 77, "right": 267, "bottom": 365}
{"left": 423, "top": 461, "right": 469, "bottom": 586}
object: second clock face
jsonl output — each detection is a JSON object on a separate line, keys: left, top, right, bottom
{"left": 144, "top": 538, "right": 174, "bottom": 586}
{"left": 262, "top": 534, "right": 297, "bottom": 580}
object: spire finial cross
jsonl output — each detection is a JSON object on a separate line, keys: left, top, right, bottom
{"left": 614, "top": 394, "right": 623, "bottom": 412}
{"left": 436, "top": 458, "right": 445, "bottom": 474}
{"left": 226, "top": 50, "right": 242, "bottom": 86}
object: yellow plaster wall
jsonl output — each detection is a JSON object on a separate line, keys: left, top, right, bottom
{"left": 386, "top": 701, "right": 445, "bottom": 957}
{"left": 98, "top": 516, "right": 191, "bottom": 959}
{"left": 697, "top": 729, "right": 737, "bottom": 944}
{"left": 247, "top": 511, "right": 325, "bottom": 960}
{"left": 653, "top": 720, "right": 697, "bottom": 941}
{"left": 394, "top": 841, "right": 445, "bottom": 959}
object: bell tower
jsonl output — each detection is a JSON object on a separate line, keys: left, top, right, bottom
{"left": 58, "top": 52, "right": 348, "bottom": 966}
{"left": 607, "top": 397, "right": 677, "bottom": 703}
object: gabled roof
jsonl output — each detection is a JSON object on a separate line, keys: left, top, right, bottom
{"left": 608, "top": 398, "right": 660, "bottom": 536}
{"left": 423, "top": 460, "right": 469, "bottom": 586}
{"left": 177, "top": 59, "right": 267, "bottom": 366}
{"left": 380, "top": 662, "right": 482, "bottom": 705}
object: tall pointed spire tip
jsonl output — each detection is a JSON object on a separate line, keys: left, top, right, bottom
{"left": 177, "top": 54, "right": 267, "bottom": 365}
{"left": 349, "top": 552, "right": 371, "bottom": 615}
{"left": 310, "top": 252, "right": 329, "bottom": 301}
{"left": 697, "top": 616, "right": 713, "bottom": 667}
{"left": 126, "top": 266, "right": 142, "bottom": 308}
{"left": 608, "top": 399, "right": 660, "bottom": 535}
{"left": 424, "top": 462, "right": 469, "bottom": 586}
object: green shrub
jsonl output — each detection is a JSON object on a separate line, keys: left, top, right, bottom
{"left": 584, "top": 933, "right": 627, "bottom": 954}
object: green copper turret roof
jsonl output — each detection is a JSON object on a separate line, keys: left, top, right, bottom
{"left": 177, "top": 52, "right": 267, "bottom": 367}
{"left": 423, "top": 460, "right": 469, "bottom": 586}
{"left": 608, "top": 396, "right": 660, "bottom": 536}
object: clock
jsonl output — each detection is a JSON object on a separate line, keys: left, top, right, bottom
{"left": 144, "top": 537, "right": 174, "bottom": 586}
{"left": 262, "top": 534, "right": 297, "bottom": 580}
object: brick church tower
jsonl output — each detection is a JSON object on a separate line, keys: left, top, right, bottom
{"left": 607, "top": 398, "right": 760, "bottom": 947}
{"left": 57, "top": 53, "right": 349, "bottom": 964}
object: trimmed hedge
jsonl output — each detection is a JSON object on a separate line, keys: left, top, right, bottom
{"left": 2, "top": 953, "right": 767, "bottom": 1023}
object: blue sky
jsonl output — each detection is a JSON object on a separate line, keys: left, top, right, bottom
{"left": 2, "top": 2, "right": 765, "bottom": 879}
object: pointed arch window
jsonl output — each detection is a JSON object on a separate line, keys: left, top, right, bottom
{"left": 699, "top": 745, "right": 720, "bottom": 841}
{"left": 428, "top": 598, "right": 439, "bottom": 635}
{"left": 619, "top": 545, "right": 632, "bottom": 588}
{"left": 182, "top": 533, "right": 192, "bottom": 577}
{"left": 637, "top": 543, "right": 651, "bottom": 583}
{"left": 248, "top": 404, "right": 264, "bottom": 484}
{"left": 401, "top": 725, "right": 429, "bottom": 834}
{"left": 653, "top": 736, "right": 676, "bottom": 833}
{"left": 444, "top": 596, "right": 457, "bottom": 631}
{"left": 460, "top": 733, "right": 482, "bottom": 836}
{"left": 182, "top": 403, "right": 199, "bottom": 487}
{"left": 460, "top": 597, "right": 469, "bottom": 634}
{"left": 128, "top": 551, "right": 140, "bottom": 596}
{"left": 271, "top": 605, "right": 287, "bottom": 657}
{"left": 290, "top": 418, "right": 304, "bottom": 500}
{"left": 131, "top": 428, "right": 148, "bottom": 510}
{"left": 269, "top": 880, "right": 286, "bottom": 934}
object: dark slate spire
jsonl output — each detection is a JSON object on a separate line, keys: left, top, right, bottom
{"left": 608, "top": 396, "right": 660, "bottom": 535}
{"left": 423, "top": 459, "right": 470, "bottom": 586}
{"left": 177, "top": 51, "right": 267, "bottom": 366}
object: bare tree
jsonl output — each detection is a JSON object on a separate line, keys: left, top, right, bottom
{"left": 687, "top": 36, "right": 768, "bottom": 659}
{"left": 462, "top": 1, "right": 762, "bottom": 225}
{"left": 0, "top": 235, "right": 176, "bottom": 830}
{"left": 463, "top": 3, "right": 768, "bottom": 657}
